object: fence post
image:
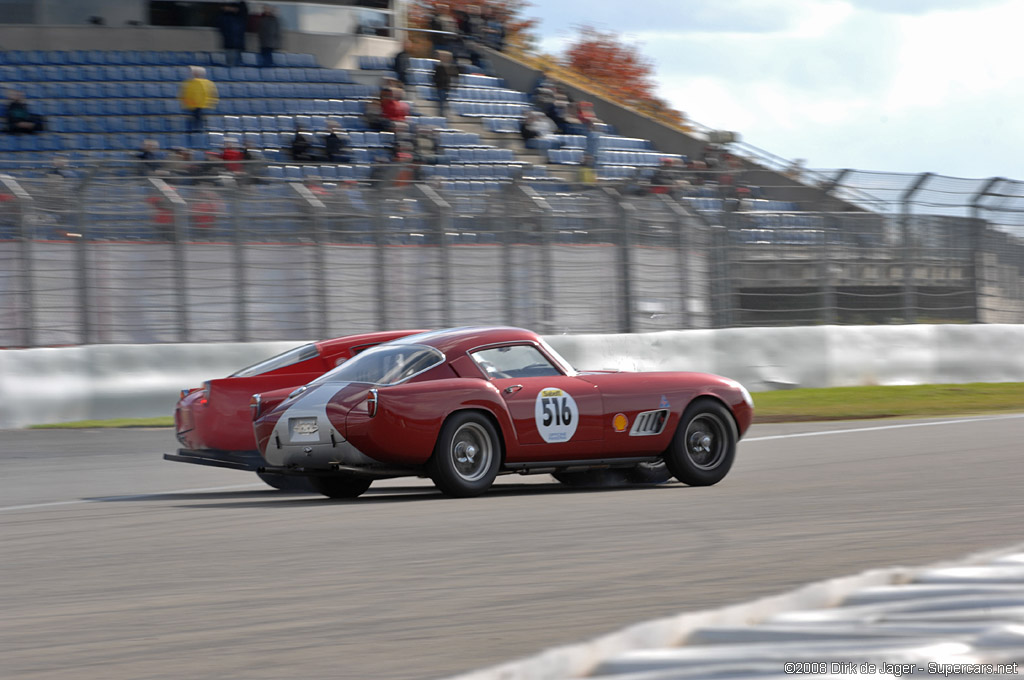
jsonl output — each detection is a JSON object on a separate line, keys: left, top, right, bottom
{"left": 602, "top": 187, "right": 636, "bottom": 333}
{"left": 226, "top": 177, "right": 248, "bottom": 341}
{"left": 371, "top": 187, "right": 389, "bottom": 330}
{"left": 500, "top": 183, "right": 520, "bottom": 326}
{"left": 73, "top": 171, "right": 93, "bottom": 344}
{"left": 1, "top": 175, "right": 35, "bottom": 347}
{"left": 415, "top": 183, "right": 453, "bottom": 327}
{"left": 291, "top": 182, "right": 329, "bottom": 339}
{"left": 969, "top": 177, "right": 1003, "bottom": 324}
{"left": 511, "top": 183, "right": 555, "bottom": 332}
{"left": 899, "top": 172, "right": 932, "bottom": 323}
{"left": 656, "top": 194, "right": 694, "bottom": 329}
{"left": 149, "top": 177, "right": 190, "bottom": 342}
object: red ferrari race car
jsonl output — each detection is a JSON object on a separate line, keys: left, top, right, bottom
{"left": 165, "top": 329, "right": 423, "bottom": 490}
{"left": 252, "top": 326, "right": 754, "bottom": 499}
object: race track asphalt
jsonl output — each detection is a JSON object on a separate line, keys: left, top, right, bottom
{"left": 2, "top": 414, "right": 1023, "bottom": 680}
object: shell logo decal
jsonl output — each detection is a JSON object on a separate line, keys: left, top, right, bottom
{"left": 612, "top": 413, "right": 628, "bottom": 433}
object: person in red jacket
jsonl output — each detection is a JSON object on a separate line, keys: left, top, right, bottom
{"left": 380, "top": 87, "right": 409, "bottom": 126}
{"left": 221, "top": 137, "right": 245, "bottom": 174}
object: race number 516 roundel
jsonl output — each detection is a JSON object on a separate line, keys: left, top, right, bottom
{"left": 534, "top": 387, "right": 579, "bottom": 443}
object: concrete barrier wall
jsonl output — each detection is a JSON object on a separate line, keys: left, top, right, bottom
{"left": 2, "top": 324, "right": 1023, "bottom": 429}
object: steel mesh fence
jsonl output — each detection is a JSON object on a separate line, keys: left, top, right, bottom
{"left": 1, "top": 163, "right": 1023, "bottom": 348}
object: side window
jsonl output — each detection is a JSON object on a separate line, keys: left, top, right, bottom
{"left": 471, "top": 345, "right": 562, "bottom": 379}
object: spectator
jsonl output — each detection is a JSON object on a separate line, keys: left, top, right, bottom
{"left": 650, "top": 157, "right": 687, "bottom": 197}
{"left": 576, "top": 101, "right": 601, "bottom": 129}
{"left": 179, "top": 66, "right": 219, "bottom": 135}
{"left": 135, "top": 138, "right": 163, "bottom": 175}
{"left": 220, "top": 136, "right": 245, "bottom": 174}
{"left": 482, "top": 6, "right": 506, "bottom": 50}
{"left": 462, "top": 4, "right": 485, "bottom": 42}
{"left": 583, "top": 116, "right": 603, "bottom": 158}
{"left": 257, "top": 5, "right": 281, "bottom": 68}
{"left": 520, "top": 109, "right": 558, "bottom": 149}
{"left": 5, "top": 90, "right": 44, "bottom": 134}
{"left": 393, "top": 40, "right": 412, "bottom": 86}
{"left": 412, "top": 125, "right": 441, "bottom": 165}
{"left": 428, "top": 4, "right": 458, "bottom": 54}
{"left": 549, "top": 93, "right": 583, "bottom": 135}
{"left": 578, "top": 154, "right": 598, "bottom": 189}
{"left": 380, "top": 87, "right": 409, "bottom": 126}
{"left": 532, "top": 85, "right": 555, "bottom": 115}
{"left": 362, "top": 99, "right": 389, "bottom": 132}
{"left": 289, "top": 125, "right": 315, "bottom": 162}
{"left": 218, "top": 2, "right": 248, "bottom": 67}
{"left": 432, "top": 51, "right": 458, "bottom": 117}
{"left": 530, "top": 72, "right": 554, "bottom": 100}
{"left": 322, "top": 120, "right": 351, "bottom": 163}
{"left": 167, "top": 146, "right": 200, "bottom": 184}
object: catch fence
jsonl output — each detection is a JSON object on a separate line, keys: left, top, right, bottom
{"left": 1, "top": 162, "right": 1022, "bottom": 348}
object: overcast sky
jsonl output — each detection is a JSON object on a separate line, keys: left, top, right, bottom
{"left": 528, "top": 0, "right": 1023, "bottom": 181}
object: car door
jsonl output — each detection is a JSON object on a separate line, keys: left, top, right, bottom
{"left": 471, "top": 343, "right": 604, "bottom": 462}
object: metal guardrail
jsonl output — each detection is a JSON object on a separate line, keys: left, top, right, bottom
{"left": 0, "top": 162, "right": 1021, "bottom": 348}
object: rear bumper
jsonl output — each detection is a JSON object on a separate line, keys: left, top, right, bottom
{"left": 163, "top": 448, "right": 262, "bottom": 472}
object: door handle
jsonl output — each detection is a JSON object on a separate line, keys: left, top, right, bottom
{"left": 504, "top": 384, "right": 523, "bottom": 394}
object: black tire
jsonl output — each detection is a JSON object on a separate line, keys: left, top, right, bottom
{"left": 309, "top": 474, "right": 373, "bottom": 499}
{"left": 664, "top": 399, "right": 737, "bottom": 486}
{"left": 429, "top": 412, "right": 501, "bottom": 498}
{"left": 256, "top": 471, "right": 314, "bottom": 493}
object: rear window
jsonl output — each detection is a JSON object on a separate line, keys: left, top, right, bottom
{"left": 230, "top": 343, "right": 320, "bottom": 378}
{"left": 312, "top": 344, "right": 444, "bottom": 386}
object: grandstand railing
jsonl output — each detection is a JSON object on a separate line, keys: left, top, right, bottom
{"left": 0, "top": 163, "right": 1021, "bottom": 348}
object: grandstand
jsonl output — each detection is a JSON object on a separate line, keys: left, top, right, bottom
{"left": 1, "top": 14, "right": 1022, "bottom": 348}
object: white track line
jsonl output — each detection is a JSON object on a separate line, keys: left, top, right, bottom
{"left": 0, "top": 483, "right": 265, "bottom": 514}
{"left": 744, "top": 413, "right": 1024, "bottom": 443}
{"left": 3, "top": 414, "right": 1022, "bottom": 514}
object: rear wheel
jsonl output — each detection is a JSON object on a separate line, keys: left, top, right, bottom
{"left": 256, "top": 471, "right": 313, "bottom": 492}
{"left": 309, "top": 474, "right": 373, "bottom": 499}
{"left": 664, "top": 399, "right": 737, "bottom": 486}
{"left": 429, "top": 412, "right": 501, "bottom": 498}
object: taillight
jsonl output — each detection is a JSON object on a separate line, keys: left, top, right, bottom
{"left": 200, "top": 381, "right": 210, "bottom": 406}
{"left": 250, "top": 394, "right": 262, "bottom": 419}
{"left": 367, "top": 388, "right": 378, "bottom": 417}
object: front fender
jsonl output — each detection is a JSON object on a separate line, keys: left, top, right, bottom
{"left": 345, "top": 378, "right": 514, "bottom": 465}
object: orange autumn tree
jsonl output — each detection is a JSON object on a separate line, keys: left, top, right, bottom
{"left": 406, "top": 0, "right": 538, "bottom": 54}
{"left": 562, "top": 25, "right": 686, "bottom": 127}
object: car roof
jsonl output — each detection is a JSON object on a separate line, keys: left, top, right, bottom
{"left": 315, "top": 329, "right": 426, "bottom": 354}
{"left": 389, "top": 326, "right": 543, "bottom": 356}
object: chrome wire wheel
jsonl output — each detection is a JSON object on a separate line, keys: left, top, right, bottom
{"left": 684, "top": 413, "right": 728, "bottom": 470}
{"left": 450, "top": 422, "right": 493, "bottom": 482}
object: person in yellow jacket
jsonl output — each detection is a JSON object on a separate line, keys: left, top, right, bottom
{"left": 179, "top": 66, "right": 219, "bottom": 135}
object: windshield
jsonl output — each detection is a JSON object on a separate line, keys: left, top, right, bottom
{"left": 230, "top": 343, "right": 320, "bottom": 378}
{"left": 311, "top": 344, "right": 444, "bottom": 386}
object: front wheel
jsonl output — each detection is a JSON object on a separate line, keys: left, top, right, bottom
{"left": 664, "top": 399, "right": 737, "bottom": 486}
{"left": 309, "top": 474, "right": 373, "bottom": 499}
{"left": 429, "top": 412, "right": 501, "bottom": 498}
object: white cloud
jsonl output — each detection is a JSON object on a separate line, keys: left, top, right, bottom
{"left": 531, "top": 0, "right": 1024, "bottom": 178}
